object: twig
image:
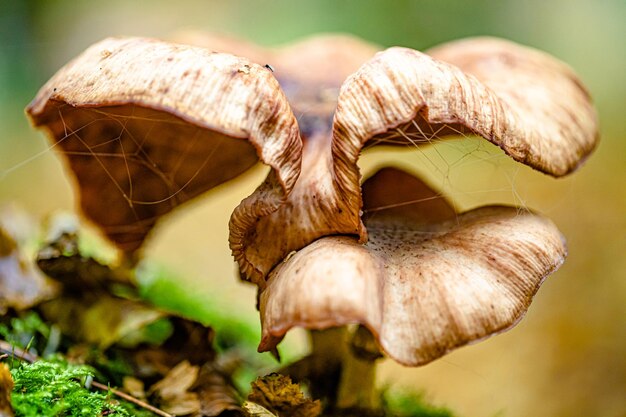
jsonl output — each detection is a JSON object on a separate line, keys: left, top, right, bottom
{"left": 91, "top": 381, "right": 173, "bottom": 417}
{"left": 0, "top": 339, "right": 173, "bottom": 417}
{"left": 0, "top": 340, "right": 37, "bottom": 363}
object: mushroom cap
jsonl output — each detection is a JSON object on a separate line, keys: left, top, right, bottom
{"left": 174, "top": 31, "right": 380, "bottom": 90}
{"left": 225, "top": 34, "right": 381, "bottom": 284}
{"left": 333, "top": 38, "right": 599, "bottom": 215}
{"left": 27, "top": 36, "right": 301, "bottom": 255}
{"left": 231, "top": 36, "right": 596, "bottom": 285}
{"left": 28, "top": 34, "right": 597, "bottom": 291}
{"left": 258, "top": 168, "right": 567, "bottom": 366}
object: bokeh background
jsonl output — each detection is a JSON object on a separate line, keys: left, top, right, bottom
{"left": 1, "top": 1, "right": 624, "bottom": 416}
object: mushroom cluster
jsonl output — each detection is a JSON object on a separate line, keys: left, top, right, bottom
{"left": 27, "top": 32, "right": 598, "bottom": 377}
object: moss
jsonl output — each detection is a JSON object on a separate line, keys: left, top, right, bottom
{"left": 135, "top": 261, "right": 281, "bottom": 392}
{"left": 0, "top": 311, "right": 50, "bottom": 351}
{"left": 382, "top": 389, "right": 455, "bottom": 417}
{"left": 9, "top": 360, "right": 152, "bottom": 417}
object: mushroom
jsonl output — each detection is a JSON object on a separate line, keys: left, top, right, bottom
{"left": 28, "top": 35, "right": 596, "bottom": 284}
{"left": 211, "top": 34, "right": 593, "bottom": 408}
{"left": 228, "top": 36, "right": 598, "bottom": 285}
{"left": 179, "top": 33, "right": 381, "bottom": 285}
{"left": 27, "top": 36, "right": 302, "bottom": 257}
{"left": 26, "top": 32, "right": 598, "bottom": 413}
{"left": 258, "top": 167, "right": 567, "bottom": 366}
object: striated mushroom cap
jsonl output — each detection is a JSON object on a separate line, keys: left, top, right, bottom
{"left": 222, "top": 34, "right": 381, "bottom": 285}
{"left": 231, "top": 36, "right": 598, "bottom": 284}
{"left": 27, "top": 36, "right": 301, "bottom": 255}
{"left": 27, "top": 34, "right": 598, "bottom": 289}
{"left": 175, "top": 33, "right": 382, "bottom": 285}
{"left": 258, "top": 168, "right": 567, "bottom": 366}
{"left": 334, "top": 37, "right": 598, "bottom": 179}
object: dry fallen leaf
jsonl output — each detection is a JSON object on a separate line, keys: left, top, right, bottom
{"left": 40, "top": 295, "right": 169, "bottom": 349}
{"left": 150, "top": 360, "right": 199, "bottom": 398}
{"left": 35, "top": 225, "right": 172, "bottom": 349}
{"left": 0, "top": 363, "right": 14, "bottom": 417}
{"left": 122, "top": 376, "right": 146, "bottom": 400}
{"left": 0, "top": 226, "right": 58, "bottom": 314}
{"left": 36, "top": 224, "right": 132, "bottom": 293}
{"left": 242, "top": 401, "right": 276, "bottom": 417}
{"left": 149, "top": 360, "right": 201, "bottom": 415}
{"left": 129, "top": 318, "right": 216, "bottom": 380}
{"left": 192, "top": 363, "right": 243, "bottom": 417}
{"left": 248, "top": 374, "right": 321, "bottom": 417}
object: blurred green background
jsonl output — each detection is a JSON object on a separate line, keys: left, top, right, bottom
{"left": 1, "top": 1, "right": 624, "bottom": 416}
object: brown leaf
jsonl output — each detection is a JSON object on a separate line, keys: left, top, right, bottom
{"left": 150, "top": 360, "right": 200, "bottom": 415}
{"left": 248, "top": 374, "right": 321, "bottom": 417}
{"left": 150, "top": 360, "right": 199, "bottom": 399}
{"left": 162, "top": 392, "right": 201, "bottom": 416}
{"left": 122, "top": 376, "right": 146, "bottom": 400}
{"left": 40, "top": 295, "right": 168, "bottom": 349}
{"left": 0, "top": 363, "right": 14, "bottom": 417}
{"left": 129, "top": 318, "right": 216, "bottom": 379}
{"left": 36, "top": 226, "right": 132, "bottom": 294}
{"left": 34, "top": 219, "right": 175, "bottom": 349}
{"left": 242, "top": 401, "right": 276, "bottom": 417}
{"left": 192, "top": 363, "right": 243, "bottom": 417}
{"left": 0, "top": 226, "right": 58, "bottom": 313}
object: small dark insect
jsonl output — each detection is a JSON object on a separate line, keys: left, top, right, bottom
{"left": 264, "top": 64, "right": 275, "bottom": 72}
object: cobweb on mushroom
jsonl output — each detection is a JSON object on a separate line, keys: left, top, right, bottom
{"left": 54, "top": 104, "right": 219, "bottom": 207}
{"left": 62, "top": 105, "right": 205, "bottom": 228}
{"left": 2, "top": 106, "right": 533, "bottom": 234}
{"left": 11, "top": 101, "right": 259, "bottom": 252}
{"left": 360, "top": 112, "right": 532, "bottom": 220}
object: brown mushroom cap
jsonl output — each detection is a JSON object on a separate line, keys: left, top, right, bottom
{"left": 334, "top": 38, "right": 599, "bottom": 202}
{"left": 28, "top": 34, "right": 596, "bottom": 291}
{"left": 231, "top": 36, "right": 596, "bottom": 285}
{"left": 427, "top": 38, "right": 598, "bottom": 175}
{"left": 258, "top": 168, "right": 567, "bottom": 366}
{"left": 226, "top": 34, "right": 380, "bottom": 284}
{"left": 174, "top": 31, "right": 381, "bottom": 94}
{"left": 27, "top": 37, "right": 301, "bottom": 255}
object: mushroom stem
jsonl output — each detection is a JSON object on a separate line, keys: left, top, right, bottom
{"left": 281, "top": 328, "right": 345, "bottom": 404}
{"left": 336, "top": 346, "right": 378, "bottom": 410}
{"left": 336, "top": 325, "right": 382, "bottom": 410}
{"left": 282, "top": 327, "right": 382, "bottom": 414}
